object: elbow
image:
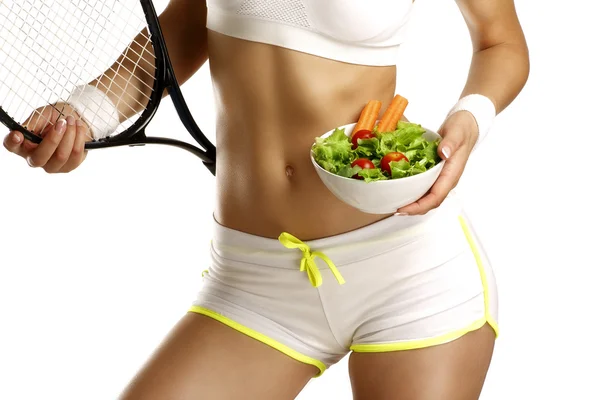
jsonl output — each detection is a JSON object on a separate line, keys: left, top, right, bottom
{"left": 516, "top": 40, "right": 531, "bottom": 92}
{"left": 492, "top": 39, "right": 531, "bottom": 91}
{"left": 507, "top": 30, "right": 531, "bottom": 89}
{"left": 516, "top": 35, "right": 531, "bottom": 85}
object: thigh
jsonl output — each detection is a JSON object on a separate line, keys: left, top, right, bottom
{"left": 119, "top": 312, "right": 317, "bottom": 400}
{"left": 348, "top": 323, "right": 496, "bottom": 400}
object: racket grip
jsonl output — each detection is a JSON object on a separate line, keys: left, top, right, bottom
{"left": 66, "top": 85, "right": 121, "bottom": 140}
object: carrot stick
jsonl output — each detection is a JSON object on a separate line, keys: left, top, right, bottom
{"left": 352, "top": 100, "right": 381, "bottom": 136}
{"left": 377, "top": 94, "right": 409, "bottom": 133}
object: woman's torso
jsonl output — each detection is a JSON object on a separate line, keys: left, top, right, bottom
{"left": 207, "top": 0, "right": 415, "bottom": 240}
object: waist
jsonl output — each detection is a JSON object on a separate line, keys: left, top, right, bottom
{"left": 214, "top": 150, "right": 391, "bottom": 239}
{"left": 212, "top": 192, "right": 464, "bottom": 267}
{"left": 215, "top": 147, "right": 463, "bottom": 240}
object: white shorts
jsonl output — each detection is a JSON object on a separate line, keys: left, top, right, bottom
{"left": 190, "top": 194, "right": 499, "bottom": 376}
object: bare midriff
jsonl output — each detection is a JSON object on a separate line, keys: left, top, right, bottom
{"left": 208, "top": 30, "right": 398, "bottom": 240}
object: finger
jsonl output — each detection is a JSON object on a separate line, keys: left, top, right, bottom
{"left": 60, "top": 119, "right": 88, "bottom": 173}
{"left": 26, "top": 118, "right": 67, "bottom": 168}
{"left": 20, "top": 120, "right": 54, "bottom": 154}
{"left": 22, "top": 123, "right": 53, "bottom": 152}
{"left": 397, "top": 146, "right": 470, "bottom": 215}
{"left": 39, "top": 122, "right": 55, "bottom": 138}
{"left": 3, "top": 131, "right": 24, "bottom": 154}
{"left": 6, "top": 108, "right": 58, "bottom": 158}
{"left": 22, "top": 139, "right": 40, "bottom": 153}
{"left": 6, "top": 132, "right": 40, "bottom": 155}
{"left": 43, "top": 116, "right": 77, "bottom": 173}
{"left": 24, "top": 105, "right": 56, "bottom": 134}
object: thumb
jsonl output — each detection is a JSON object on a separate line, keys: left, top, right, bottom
{"left": 437, "top": 126, "right": 465, "bottom": 161}
{"left": 3, "top": 130, "right": 24, "bottom": 153}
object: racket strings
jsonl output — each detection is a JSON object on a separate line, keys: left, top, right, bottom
{"left": 101, "top": 29, "right": 156, "bottom": 122}
{"left": 0, "top": 0, "right": 158, "bottom": 140}
{"left": 42, "top": 0, "right": 158, "bottom": 107}
{"left": 48, "top": 0, "right": 156, "bottom": 133}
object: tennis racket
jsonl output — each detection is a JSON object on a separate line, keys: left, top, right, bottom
{"left": 0, "top": 0, "right": 217, "bottom": 174}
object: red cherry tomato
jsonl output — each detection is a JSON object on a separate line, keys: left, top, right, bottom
{"left": 350, "top": 158, "right": 376, "bottom": 180}
{"left": 380, "top": 152, "right": 408, "bottom": 175}
{"left": 351, "top": 129, "right": 376, "bottom": 149}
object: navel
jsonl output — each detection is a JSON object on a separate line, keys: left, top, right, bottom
{"left": 285, "top": 164, "right": 295, "bottom": 178}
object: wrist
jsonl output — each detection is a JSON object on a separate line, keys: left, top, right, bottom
{"left": 65, "top": 84, "right": 120, "bottom": 140}
{"left": 442, "top": 111, "right": 479, "bottom": 146}
{"left": 445, "top": 94, "right": 496, "bottom": 149}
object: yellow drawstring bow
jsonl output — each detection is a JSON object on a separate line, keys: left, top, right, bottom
{"left": 278, "top": 232, "right": 345, "bottom": 288}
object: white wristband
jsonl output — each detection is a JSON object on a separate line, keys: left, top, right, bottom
{"left": 66, "top": 84, "right": 121, "bottom": 140}
{"left": 446, "top": 94, "right": 496, "bottom": 149}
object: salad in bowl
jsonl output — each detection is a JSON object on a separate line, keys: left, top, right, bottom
{"left": 310, "top": 95, "right": 445, "bottom": 214}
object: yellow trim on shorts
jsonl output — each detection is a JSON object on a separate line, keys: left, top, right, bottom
{"left": 350, "top": 317, "right": 488, "bottom": 352}
{"left": 188, "top": 305, "right": 327, "bottom": 377}
{"left": 458, "top": 215, "right": 500, "bottom": 337}
{"left": 350, "top": 215, "right": 499, "bottom": 353}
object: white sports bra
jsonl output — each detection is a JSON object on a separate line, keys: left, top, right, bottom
{"left": 206, "top": 0, "right": 416, "bottom": 66}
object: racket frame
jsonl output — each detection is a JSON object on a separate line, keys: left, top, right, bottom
{"left": 0, "top": 0, "right": 216, "bottom": 174}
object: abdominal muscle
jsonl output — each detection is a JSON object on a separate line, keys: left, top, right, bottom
{"left": 208, "top": 30, "right": 398, "bottom": 240}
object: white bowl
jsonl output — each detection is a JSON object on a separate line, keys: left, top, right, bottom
{"left": 310, "top": 122, "right": 445, "bottom": 214}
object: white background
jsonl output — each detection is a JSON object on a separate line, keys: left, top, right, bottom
{"left": 1, "top": 0, "right": 598, "bottom": 399}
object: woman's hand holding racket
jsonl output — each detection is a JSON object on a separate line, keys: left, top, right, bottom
{"left": 3, "top": 104, "right": 92, "bottom": 173}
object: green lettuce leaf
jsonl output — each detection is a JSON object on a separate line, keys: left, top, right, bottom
{"left": 422, "top": 139, "right": 441, "bottom": 168}
{"left": 357, "top": 167, "right": 388, "bottom": 183}
{"left": 377, "top": 122, "right": 426, "bottom": 157}
{"left": 337, "top": 164, "right": 363, "bottom": 178}
{"left": 354, "top": 137, "right": 380, "bottom": 158}
{"left": 403, "top": 149, "right": 418, "bottom": 161}
{"left": 389, "top": 153, "right": 431, "bottom": 178}
{"left": 407, "top": 136, "right": 426, "bottom": 150}
{"left": 312, "top": 128, "right": 355, "bottom": 174}
{"left": 411, "top": 160, "right": 428, "bottom": 175}
{"left": 378, "top": 132, "right": 406, "bottom": 155}
{"left": 389, "top": 159, "right": 410, "bottom": 179}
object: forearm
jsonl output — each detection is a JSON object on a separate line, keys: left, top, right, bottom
{"left": 453, "top": 0, "right": 530, "bottom": 117}
{"left": 94, "top": 0, "right": 209, "bottom": 122}
{"left": 460, "top": 42, "right": 530, "bottom": 113}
